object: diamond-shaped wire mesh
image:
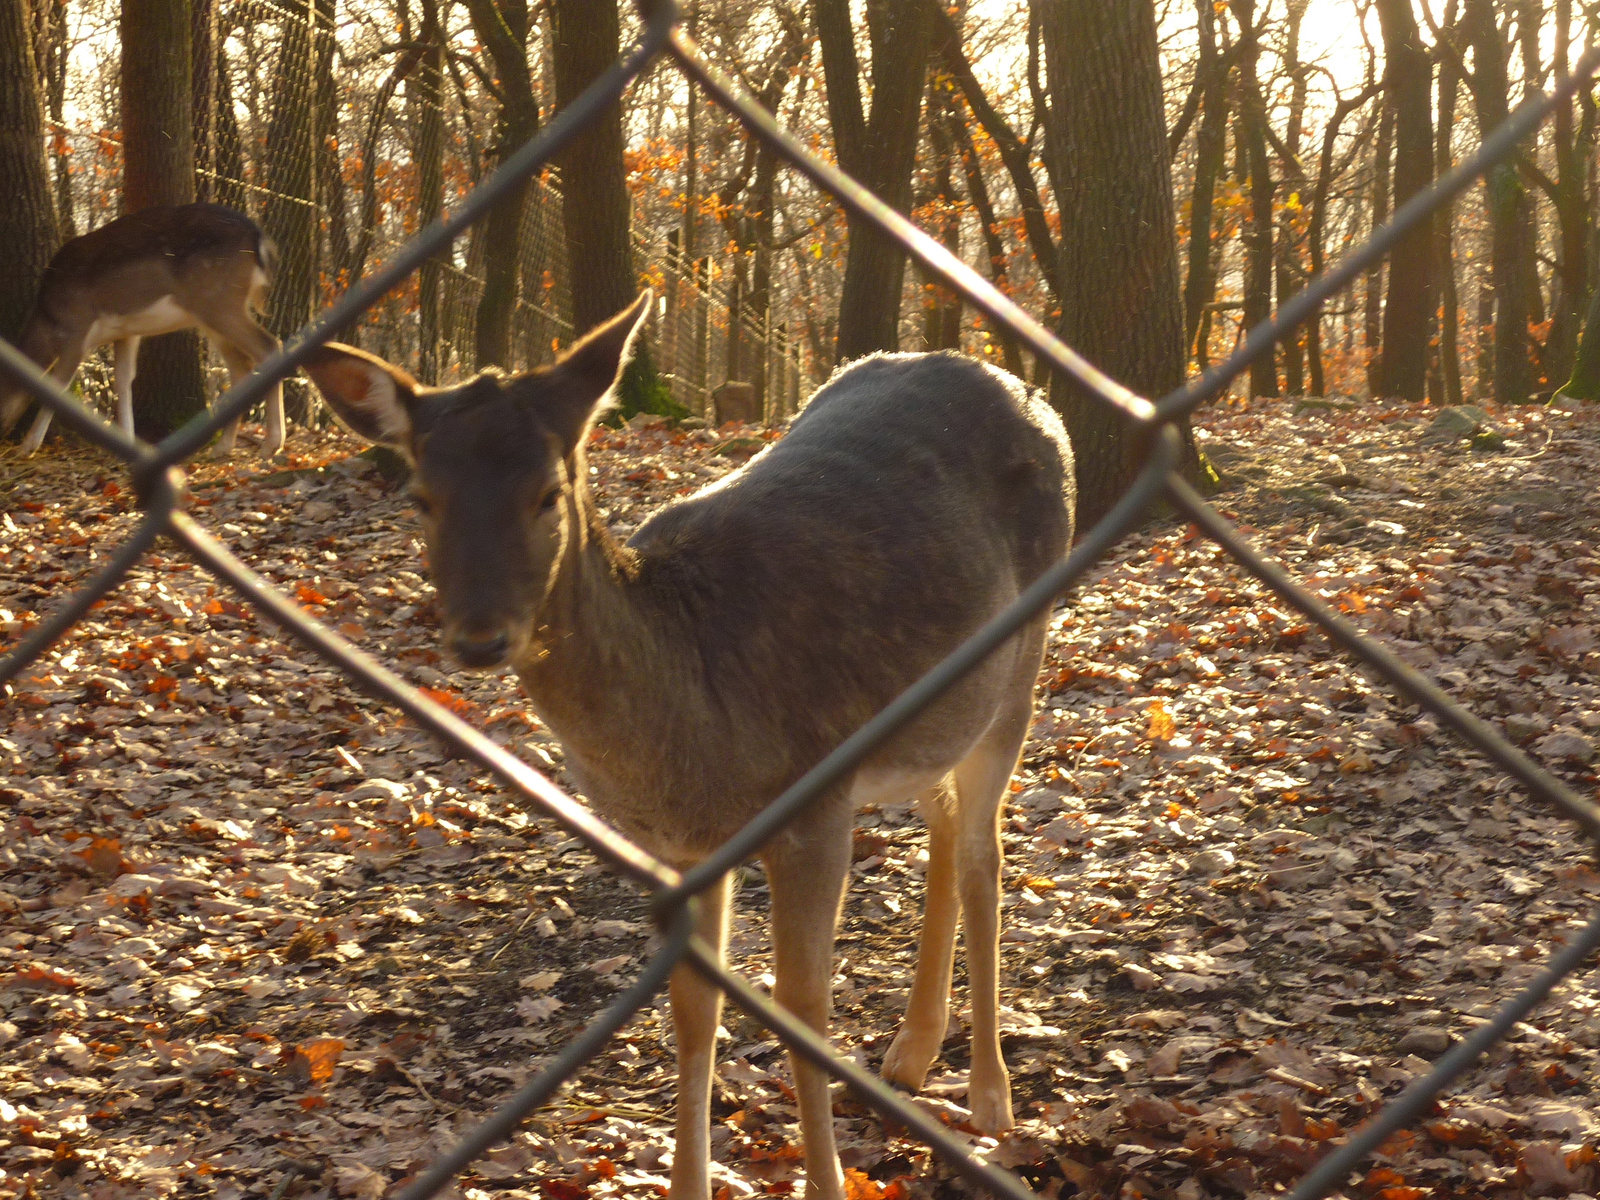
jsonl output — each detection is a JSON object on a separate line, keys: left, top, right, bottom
{"left": 4, "top": 5, "right": 1600, "bottom": 1198}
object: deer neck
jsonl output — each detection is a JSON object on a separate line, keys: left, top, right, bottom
{"left": 513, "top": 469, "right": 700, "bottom": 799}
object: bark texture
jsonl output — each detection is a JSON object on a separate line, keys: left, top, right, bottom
{"left": 1374, "top": 0, "right": 1434, "bottom": 401}
{"left": 815, "top": 0, "right": 933, "bottom": 362}
{"left": 0, "top": 0, "right": 57, "bottom": 344}
{"left": 122, "top": 0, "right": 207, "bottom": 438}
{"left": 1036, "top": 0, "right": 1194, "bottom": 527}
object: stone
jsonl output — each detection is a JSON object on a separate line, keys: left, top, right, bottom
{"left": 712, "top": 380, "right": 760, "bottom": 425}
{"left": 1537, "top": 727, "right": 1595, "bottom": 764}
{"left": 1505, "top": 713, "right": 1547, "bottom": 741}
{"left": 1189, "top": 848, "right": 1237, "bottom": 878}
{"left": 1396, "top": 1026, "right": 1453, "bottom": 1057}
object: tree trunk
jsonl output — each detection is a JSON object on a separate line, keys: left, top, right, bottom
{"left": 1374, "top": 0, "right": 1434, "bottom": 401}
{"left": 463, "top": 0, "right": 538, "bottom": 369}
{"left": 262, "top": 0, "right": 317, "bottom": 424}
{"left": 1466, "top": 0, "right": 1537, "bottom": 404}
{"left": 1435, "top": 10, "right": 1464, "bottom": 406}
{"left": 1364, "top": 103, "right": 1392, "bottom": 395}
{"left": 551, "top": 0, "right": 670, "bottom": 415}
{"left": 1233, "top": 0, "right": 1277, "bottom": 397}
{"left": 1544, "top": 0, "right": 1590, "bottom": 385}
{"left": 415, "top": 0, "right": 445, "bottom": 380}
{"left": 1275, "top": 0, "right": 1308, "bottom": 395}
{"left": 314, "top": 0, "right": 347, "bottom": 295}
{"left": 1560, "top": 280, "right": 1600, "bottom": 400}
{"left": 815, "top": 0, "right": 933, "bottom": 362}
{"left": 0, "top": 0, "right": 56, "bottom": 344}
{"left": 1036, "top": 0, "right": 1201, "bottom": 527}
{"left": 190, "top": 0, "right": 215, "bottom": 202}
{"left": 1183, "top": 0, "right": 1229, "bottom": 364}
{"left": 123, "top": 0, "right": 207, "bottom": 439}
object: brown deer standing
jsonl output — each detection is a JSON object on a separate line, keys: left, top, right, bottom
{"left": 303, "top": 295, "right": 1075, "bottom": 1200}
{"left": 0, "top": 203, "right": 285, "bottom": 457}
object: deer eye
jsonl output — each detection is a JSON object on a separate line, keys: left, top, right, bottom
{"left": 537, "top": 490, "right": 560, "bottom": 514}
{"left": 411, "top": 493, "right": 435, "bottom": 517}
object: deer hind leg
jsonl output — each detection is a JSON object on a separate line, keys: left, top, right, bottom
{"left": 113, "top": 338, "right": 141, "bottom": 438}
{"left": 764, "top": 803, "right": 854, "bottom": 1200}
{"left": 880, "top": 779, "right": 960, "bottom": 1093}
{"left": 948, "top": 645, "right": 1046, "bottom": 1136}
{"left": 19, "top": 342, "right": 88, "bottom": 456}
{"left": 207, "top": 313, "right": 284, "bottom": 457}
{"left": 668, "top": 870, "right": 732, "bottom": 1200}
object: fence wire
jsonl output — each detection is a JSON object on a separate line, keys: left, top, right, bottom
{"left": 4, "top": 3, "right": 1600, "bottom": 1198}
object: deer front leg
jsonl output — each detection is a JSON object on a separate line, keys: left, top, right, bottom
{"left": 668, "top": 871, "right": 732, "bottom": 1200}
{"left": 19, "top": 346, "right": 87, "bottom": 455}
{"left": 881, "top": 780, "right": 959, "bottom": 1093}
{"left": 113, "top": 338, "right": 140, "bottom": 438}
{"left": 209, "top": 318, "right": 284, "bottom": 457}
{"left": 765, "top": 808, "right": 853, "bottom": 1200}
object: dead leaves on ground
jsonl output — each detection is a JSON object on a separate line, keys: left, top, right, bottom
{"left": 5, "top": 402, "right": 1600, "bottom": 1198}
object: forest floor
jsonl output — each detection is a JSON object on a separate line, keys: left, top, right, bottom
{"left": 5, "top": 392, "right": 1600, "bottom": 1200}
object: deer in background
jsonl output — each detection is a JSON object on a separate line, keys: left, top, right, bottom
{"left": 302, "top": 296, "right": 1076, "bottom": 1200}
{"left": 0, "top": 203, "right": 285, "bottom": 457}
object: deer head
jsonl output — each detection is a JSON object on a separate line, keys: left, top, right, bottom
{"left": 302, "top": 293, "right": 651, "bottom": 670}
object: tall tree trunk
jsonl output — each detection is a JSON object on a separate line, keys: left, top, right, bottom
{"left": 463, "top": 0, "right": 538, "bottom": 369}
{"left": 262, "top": 0, "right": 317, "bottom": 425}
{"left": 123, "top": 0, "right": 207, "bottom": 439}
{"left": 1275, "top": 0, "right": 1308, "bottom": 394}
{"left": 1233, "top": 0, "right": 1277, "bottom": 397}
{"left": 1036, "top": 0, "right": 1200, "bottom": 527}
{"left": 1561, "top": 280, "right": 1600, "bottom": 400}
{"left": 1365, "top": 104, "right": 1392, "bottom": 394}
{"left": 814, "top": 0, "right": 933, "bottom": 362}
{"left": 0, "top": 0, "right": 56, "bottom": 346}
{"left": 1183, "top": 0, "right": 1229, "bottom": 364}
{"left": 415, "top": 0, "right": 445, "bottom": 380}
{"left": 1466, "top": 0, "right": 1537, "bottom": 404}
{"left": 1435, "top": 7, "right": 1464, "bottom": 406}
{"left": 35, "top": 0, "right": 71, "bottom": 237}
{"left": 1374, "top": 0, "right": 1434, "bottom": 401}
{"left": 920, "top": 85, "right": 962, "bottom": 353}
{"left": 1307, "top": 86, "right": 1381, "bottom": 397}
{"left": 551, "top": 0, "right": 669, "bottom": 415}
{"left": 1543, "top": 0, "right": 1591, "bottom": 385}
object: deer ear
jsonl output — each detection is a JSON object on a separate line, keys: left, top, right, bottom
{"left": 301, "top": 343, "right": 420, "bottom": 449}
{"left": 539, "top": 292, "right": 652, "bottom": 450}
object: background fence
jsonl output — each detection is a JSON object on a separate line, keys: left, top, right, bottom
{"left": 5, "top": 4, "right": 1600, "bottom": 1200}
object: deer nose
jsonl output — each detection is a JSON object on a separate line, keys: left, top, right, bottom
{"left": 452, "top": 631, "right": 509, "bottom": 668}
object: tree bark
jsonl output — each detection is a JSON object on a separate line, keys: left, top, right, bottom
{"left": 1364, "top": 103, "right": 1392, "bottom": 395}
{"left": 1275, "top": 0, "right": 1309, "bottom": 395}
{"left": 1036, "top": 0, "right": 1200, "bottom": 527}
{"left": 1466, "top": 0, "right": 1538, "bottom": 404}
{"left": 415, "top": 0, "right": 445, "bottom": 380}
{"left": 0, "top": 0, "right": 56, "bottom": 345}
{"left": 1183, "top": 0, "right": 1230, "bottom": 363}
{"left": 123, "top": 0, "right": 207, "bottom": 438}
{"left": 463, "top": 0, "right": 538, "bottom": 369}
{"left": 1434, "top": 7, "right": 1464, "bottom": 406}
{"left": 551, "top": 0, "right": 670, "bottom": 415}
{"left": 1232, "top": 0, "right": 1277, "bottom": 396}
{"left": 815, "top": 0, "right": 933, "bottom": 362}
{"left": 1374, "top": 0, "right": 1434, "bottom": 401}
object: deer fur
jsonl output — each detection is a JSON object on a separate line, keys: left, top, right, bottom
{"left": 303, "top": 295, "right": 1076, "bottom": 1200}
{"left": 0, "top": 203, "right": 284, "bottom": 457}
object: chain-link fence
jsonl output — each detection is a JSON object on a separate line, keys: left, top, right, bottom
{"left": 6, "top": 4, "right": 1600, "bottom": 1198}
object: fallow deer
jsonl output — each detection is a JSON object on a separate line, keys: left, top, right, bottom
{"left": 302, "top": 296, "right": 1076, "bottom": 1200}
{"left": 0, "top": 203, "right": 285, "bottom": 457}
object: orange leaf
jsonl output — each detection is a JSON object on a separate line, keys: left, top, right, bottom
{"left": 6, "top": 965, "right": 81, "bottom": 992}
{"left": 288, "top": 1037, "right": 345, "bottom": 1086}
{"left": 296, "top": 584, "right": 331, "bottom": 607}
{"left": 1146, "top": 700, "right": 1176, "bottom": 743}
{"left": 419, "top": 686, "right": 475, "bottom": 717}
{"left": 76, "top": 836, "right": 126, "bottom": 878}
{"left": 843, "top": 1170, "right": 885, "bottom": 1200}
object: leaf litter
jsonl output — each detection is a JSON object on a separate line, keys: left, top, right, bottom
{"left": 3, "top": 396, "right": 1600, "bottom": 1199}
